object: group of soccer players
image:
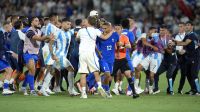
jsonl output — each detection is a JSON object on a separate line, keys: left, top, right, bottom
{"left": 0, "top": 10, "right": 199, "bottom": 99}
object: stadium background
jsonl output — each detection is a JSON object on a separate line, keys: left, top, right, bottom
{"left": 0, "top": 0, "right": 200, "bottom": 35}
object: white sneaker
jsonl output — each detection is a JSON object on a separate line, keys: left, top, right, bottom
{"left": 21, "top": 87, "right": 29, "bottom": 96}
{"left": 106, "top": 91, "right": 112, "bottom": 98}
{"left": 144, "top": 87, "right": 149, "bottom": 93}
{"left": 112, "top": 88, "right": 120, "bottom": 95}
{"left": 72, "top": 89, "right": 80, "bottom": 96}
{"left": 149, "top": 86, "right": 153, "bottom": 94}
{"left": 80, "top": 92, "right": 87, "bottom": 99}
{"left": 153, "top": 89, "right": 160, "bottom": 94}
{"left": 136, "top": 87, "right": 144, "bottom": 94}
{"left": 46, "top": 88, "right": 55, "bottom": 95}
{"left": 30, "top": 90, "right": 38, "bottom": 96}
{"left": 39, "top": 89, "right": 50, "bottom": 96}
{"left": 53, "top": 87, "right": 62, "bottom": 93}
{"left": 68, "top": 88, "right": 80, "bottom": 96}
{"left": 2, "top": 89, "right": 13, "bottom": 95}
{"left": 126, "top": 90, "right": 132, "bottom": 96}
{"left": 98, "top": 86, "right": 107, "bottom": 98}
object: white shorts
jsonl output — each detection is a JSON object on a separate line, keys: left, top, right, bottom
{"left": 140, "top": 53, "right": 163, "bottom": 73}
{"left": 131, "top": 50, "right": 144, "bottom": 68}
{"left": 78, "top": 52, "right": 99, "bottom": 74}
{"left": 53, "top": 56, "right": 73, "bottom": 70}
{"left": 42, "top": 44, "right": 55, "bottom": 66}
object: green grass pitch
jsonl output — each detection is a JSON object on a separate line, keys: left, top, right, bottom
{"left": 0, "top": 72, "right": 199, "bottom": 112}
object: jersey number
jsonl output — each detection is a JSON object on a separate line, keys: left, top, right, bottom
{"left": 107, "top": 45, "right": 112, "bottom": 50}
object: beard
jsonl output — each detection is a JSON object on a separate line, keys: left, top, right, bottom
{"left": 34, "top": 25, "right": 41, "bottom": 29}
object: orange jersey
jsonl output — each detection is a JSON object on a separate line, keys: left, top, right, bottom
{"left": 115, "top": 34, "right": 130, "bottom": 59}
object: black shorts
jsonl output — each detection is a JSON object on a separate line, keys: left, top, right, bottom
{"left": 17, "top": 52, "right": 24, "bottom": 72}
{"left": 112, "top": 58, "right": 131, "bottom": 76}
{"left": 5, "top": 53, "right": 19, "bottom": 71}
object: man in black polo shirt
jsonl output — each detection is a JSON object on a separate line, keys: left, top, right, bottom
{"left": 175, "top": 21, "right": 200, "bottom": 95}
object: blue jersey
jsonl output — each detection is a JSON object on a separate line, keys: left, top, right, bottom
{"left": 97, "top": 32, "right": 119, "bottom": 63}
{"left": 121, "top": 29, "right": 135, "bottom": 60}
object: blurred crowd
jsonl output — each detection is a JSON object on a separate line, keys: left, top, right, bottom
{"left": 0, "top": 0, "right": 200, "bottom": 35}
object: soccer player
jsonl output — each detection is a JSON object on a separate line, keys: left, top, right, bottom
{"left": 77, "top": 16, "right": 113, "bottom": 99}
{"left": 96, "top": 22, "right": 120, "bottom": 98}
{"left": 13, "top": 20, "right": 26, "bottom": 91}
{"left": 172, "top": 22, "right": 186, "bottom": 94}
{"left": 121, "top": 18, "right": 135, "bottom": 72}
{"left": 134, "top": 27, "right": 163, "bottom": 94}
{"left": 40, "top": 14, "right": 60, "bottom": 96}
{"left": 115, "top": 19, "right": 135, "bottom": 94}
{"left": 174, "top": 21, "right": 200, "bottom": 95}
{"left": 0, "top": 21, "right": 15, "bottom": 95}
{"left": 21, "top": 17, "right": 50, "bottom": 96}
{"left": 112, "top": 24, "right": 139, "bottom": 99}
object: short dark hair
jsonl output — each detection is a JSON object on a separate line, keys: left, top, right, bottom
{"left": 178, "top": 22, "right": 185, "bottom": 25}
{"left": 186, "top": 21, "right": 193, "bottom": 26}
{"left": 149, "top": 26, "right": 157, "bottom": 30}
{"left": 75, "top": 19, "right": 82, "bottom": 26}
{"left": 87, "top": 16, "right": 97, "bottom": 26}
{"left": 160, "top": 24, "right": 168, "bottom": 29}
{"left": 21, "top": 17, "right": 29, "bottom": 27}
{"left": 44, "top": 17, "right": 49, "bottom": 21}
{"left": 121, "top": 18, "right": 130, "bottom": 29}
{"left": 49, "top": 13, "right": 58, "bottom": 21}
{"left": 29, "top": 16, "right": 38, "bottom": 26}
{"left": 14, "top": 20, "right": 23, "bottom": 29}
{"left": 62, "top": 18, "right": 70, "bottom": 23}
{"left": 102, "top": 21, "right": 111, "bottom": 26}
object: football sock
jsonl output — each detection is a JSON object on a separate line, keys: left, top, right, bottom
{"left": 3, "top": 79, "right": 9, "bottom": 89}
{"left": 97, "top": 82, "right": 102, "bottom": 87}
{"left": 27, "top": 73, "right": 34, "bottom": 91}
{"left": 168, "top": 78, "right": 173, "bottom": 92}
{"left": 114, "top": 82, "right": 119, "bottom": 90}
{"left": 195, "top": 78, "right": 200, "bottom": 92}
{"left": 41, "top": 72, "right": 53, "bottom": 90}
{"left": 102, "top": 84, "right": 110, "bottom": 91}
{"left": 127, "top": 78, "right": 136, "bottom": 94}
{"left": 134, "top": 79, "right": 139, "bottom": 88}
{"left": 68, "top": 71, "right": 74, "bottom": 90}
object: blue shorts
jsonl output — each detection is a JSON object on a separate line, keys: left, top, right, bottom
{"left": 0, "top": 59, "right": 10, "bottom": 71}
{"left": 23, "top": 53, "right": 39, "bottom": 64}
{"left": 86, "top": 73, "right": 96, "bottom": 89}
{"left": 99, "top": 58, "right": 114, "bottom": 74}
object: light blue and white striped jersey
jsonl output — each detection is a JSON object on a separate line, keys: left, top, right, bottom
{"left": 45, "top": 23, "right": 59, "bottom": 40}
{"left": 55, "top": 29, "right": 74, "bottom": 57}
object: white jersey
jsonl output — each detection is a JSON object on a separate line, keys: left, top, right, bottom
{"left": 16, "top": 30, "right": 25, "bottom": 41}
{"left": 77, "top": 27, "right": 101, "bottom": 54}
{"left": 175, "top": 32, "right": 185, "bottom": 51}
{"left": 77, "top": 27, "right": 101, "bottom": 74}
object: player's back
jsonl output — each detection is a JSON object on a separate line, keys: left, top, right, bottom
{"left": 78, "top": 27, "right": 101, "bottom": 54}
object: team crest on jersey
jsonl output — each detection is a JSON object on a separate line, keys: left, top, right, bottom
{"left": 112, "top": 38, "right": 114, "bottom": 42}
